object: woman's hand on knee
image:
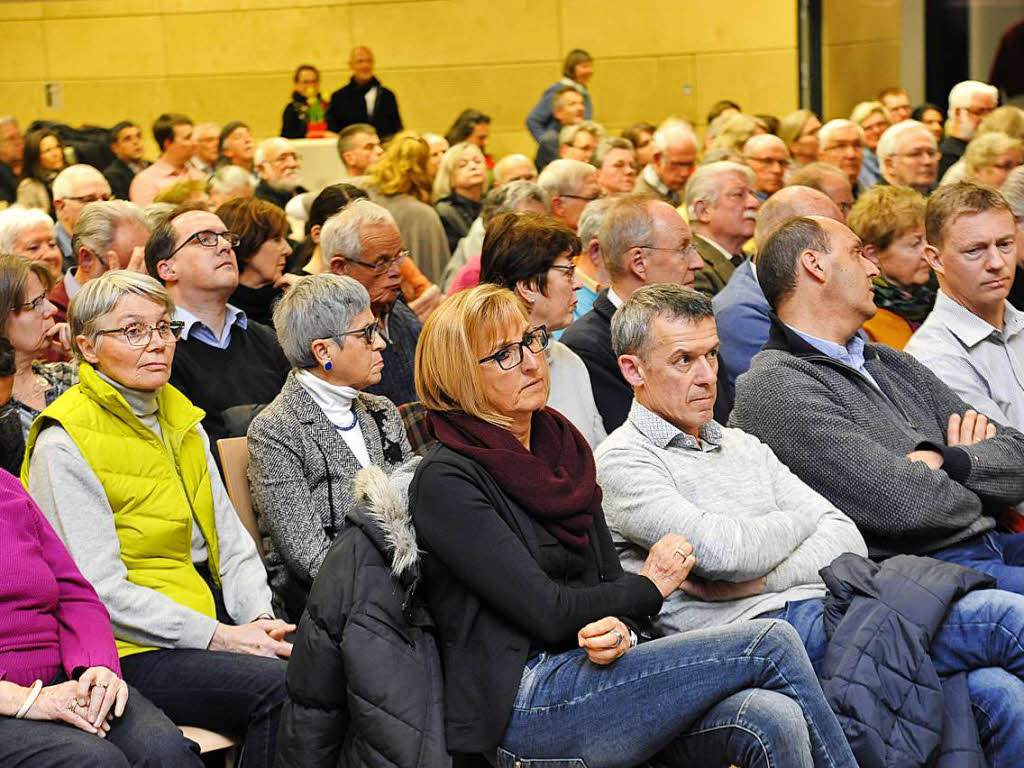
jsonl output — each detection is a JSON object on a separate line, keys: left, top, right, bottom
{"left": 640, "top": 534, "right": 697, "bottom": 598}
{"left": 77, "top": 666, "right": 128, "bottom": 730}
{"left": 25, "top": 681, "right": 105, "bottom": 736}
{"left": 578, "top": 617, "right": 632, "bottom": 665}
{"left": 208, "top": 621, "right": 294, "bottom": 659}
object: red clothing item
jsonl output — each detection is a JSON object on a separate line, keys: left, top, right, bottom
{"left": 0, "top": 470, "right": 120, "bottom": 686}
{"left": 448, "top": 252, "right": 482, "bottom": 294}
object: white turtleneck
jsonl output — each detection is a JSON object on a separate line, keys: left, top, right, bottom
{"left": 295, "top": 369, "right": 371, "bottom": 468}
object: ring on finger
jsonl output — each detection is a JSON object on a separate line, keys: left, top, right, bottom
{"left": 610, "top": 629, "right": 623, "bottom": 647}
{"left": 673, "top": 548, "right": 689, "bottom": 558}
{"left": 68, "top": 699, "right": 78, "bottom": 712}
{"left": 94, "top": 683, "right": 108, "bottom": 690}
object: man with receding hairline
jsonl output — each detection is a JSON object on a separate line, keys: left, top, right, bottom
{"left": 326, "top": 46, "right": 403, "bottom": 139}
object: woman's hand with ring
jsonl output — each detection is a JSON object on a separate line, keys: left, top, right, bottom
{"left": 77, "top": 666, "right": 128, "bottom": 730}
{"left": 577, "top": 616, "right": 632, "bottom": 665}
{"left": 23, "top": 680, "right": 102, "bottom": 735}
{"left": 640, "top": 533, "right": 697, "bottom": 598}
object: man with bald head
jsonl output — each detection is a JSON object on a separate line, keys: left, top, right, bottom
{"left": 52, "top": 165, "right": 112, "bottom": 271}
{"left": 787, "top": 162, "right": 854, "bottom": 221}
{"left": 713, "top": 186, "right": 842, "bottom": 397}
{"left": 633, "top": 119, "right": 698, "bottom": 206}
{"left": 742, "top": 134, "right": 790, "bottom": 201}
{"left": 254, "top": 137, "right": 307, "bottom": 209}
{"left": 877, "top": 120, "right": 939, "bottom": 194}
{"left": 493, "top": 154, "right": 538, "bottom": 186}
{"left": 326, "top": 46, "right": 403, "bottom": 139}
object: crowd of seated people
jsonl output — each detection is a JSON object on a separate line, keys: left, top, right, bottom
{"left": 1, "top": 50, "right": 1024, "bottom": 768}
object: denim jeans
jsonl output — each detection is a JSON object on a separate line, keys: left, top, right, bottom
{"left": 498, "top": 619, "right": 857, "bottom": 768}
{"left": 762, "top": 590, "right": 1024, "bottom": 768}
{"left": 930, "top": 530, "right": 1024, "bottom": 594}
{"left": 120, "top": 648, "right": 287, "bottom": 768}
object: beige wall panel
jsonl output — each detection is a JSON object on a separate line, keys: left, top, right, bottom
{"left": 162, "top": 6, "right": 350, "bottom": 76}
{"left": 823, "top": 41, "right": 901, "bottom": 119}
{"left": 563, "top": 0, "right": 796, "bottom": 57}
{"left": 55, "top": 79, "right": 170, "bottom": 130}
{"left": 0, "top": 3, "right": 42, "bottom": 21}
{"left": 694, "top": 49, "right": 799, "bottom": 123}
{"left": 0, "top": 20, "right": 47, "bottom": 80}
{"left": 4, "top": 83, "right": 47, "bottom": 130}
{"left": 350, "top": 0, "right": 560, "bottom": 68}
{"left": 42, "top": 0, "right": 165, "bottom": 18}
{"left": 44, "top": 15, "right": 165, "bottom": 79}
{"left": 823, "top": 0, "right": 901, "bottom": 46}
{"left": 163, "top": 0, "right": 336, "bottom": 11}
{"left": 165, "top": 75, "right": 284, "bottom": 137}
{"left": 487, "top": 129, "right": 541, "bottom": 161}
{"left": 587, "top": 57, "right": 696, "bottom": 127}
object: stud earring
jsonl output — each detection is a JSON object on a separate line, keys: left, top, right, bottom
{"left": 324, "top": 361, "right": 333, "bottom": 371}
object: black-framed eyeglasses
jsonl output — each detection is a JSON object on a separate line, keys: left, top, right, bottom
{"left": 16, "top": 292, "right": 49, "bottom": 314}
{"left": 549, "top": 263, "right": 577, "bottom": 280}
{"left": 168, "top": 230, "right": 241, "bottom": 259}
{"left": 343, "top": 250, "right": 408, "bottom": 274}
{"left": 337, "top": 320, "right": 381, "bottom": 346}
{"left": 478, "top": 326, "right": 550, "bottom": 370}
{"left": 561, "top": 193, "right": 602, "bottom": 202}
{"left": 95, "top": 320, "right": 184, "bottom": 347}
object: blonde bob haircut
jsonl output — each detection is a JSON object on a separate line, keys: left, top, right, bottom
{"left": 369, "top": 131, "right": 434, "bottom": 202}
{"left": 432, "top": 141, "right": 487, "bottom": 203}
{"left": 69, "top": 270, "right": 175, "bottom": 364}
{"left": 415, "top": 283, "right": 544, "bottom": 429}
{"left": 964, "top": 132, "right": 1022, "bottom": 178}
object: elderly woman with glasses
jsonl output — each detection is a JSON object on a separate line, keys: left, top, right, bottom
{"left": 479, "top": 212, "right": 605, "bottom": 447}
{"left": 409, "top": 284, "right": 858, "bottom": 767}
{"left": 23, "top": 270, "right": 290, "bottom": 768}
{"left": 247, "top": 273, "right": 412, "bottom": 621}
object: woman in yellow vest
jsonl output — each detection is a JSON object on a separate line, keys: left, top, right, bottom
{"left": 24, "top": 270, "right": 290, "bottom": 768}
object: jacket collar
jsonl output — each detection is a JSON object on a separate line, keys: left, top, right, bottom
{"left": 350, "top": 459, "right": 422, "bottom": 583}
{"left": 593, "top": 289, "right": 617, "bottom": 321}
{"left": 763, "top": 312, "right": 879, "bottom": 363}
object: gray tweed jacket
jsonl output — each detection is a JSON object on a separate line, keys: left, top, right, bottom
{"left": 247, "top": 371, "right": 412, "bottom": 620}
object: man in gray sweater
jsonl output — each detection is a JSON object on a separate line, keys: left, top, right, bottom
{"left": 730, "top": 215, "right": 1024, "bottom": 594}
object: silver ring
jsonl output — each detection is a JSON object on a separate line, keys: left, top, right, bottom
{"left": 674, "top": 548, "right": 688, "bottom": 558}
{"left": 610, "top": 629, "right": 623, "bottom": 648}
{"left": 68, "top": 700, "right": 78, "bottom": 712}
{"left": 94, "top": 683, "right": 108, "bottom": 690}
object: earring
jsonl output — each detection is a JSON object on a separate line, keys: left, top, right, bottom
{"left": 323, "top": 361, "right": 333, "bottom": 371}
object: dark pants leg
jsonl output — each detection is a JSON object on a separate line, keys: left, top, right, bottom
{"left": 121, "top": 649, "right": 288, "bottom": 768}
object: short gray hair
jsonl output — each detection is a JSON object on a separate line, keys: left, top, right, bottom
{"left": 1003, "top": 165, "right": 1024, "bottom": 219}
{"left": 209, "top": 164, "right": 255, "bottom": 196}
{"left": 577, "top": 196, "right": 619, "bottom": 246}
{"left": 481, "top": 180, "right": 549, "bottom": 225}
{"left": 68, "top": 270, "right": 175, "bottom": 363}
{"left": 948, "top": 80, "right": 999, "bottom": 110}
{"left": 818, "top": 119, "right": 864, "bottom": 148}
{"left": 599, "top": 196, "right": 657, "bottom": 279}
{"left": 0, "top": 206, "right": 54, "bottom": 252}
{"left": 141, "top": 203, "right": 176, "bottom": 231}
{"left": 685, "top": 161, "right": 755, "bottom": 217}
{"left": 611, "top": 283, "right": 713, "bottom": 360}
{"left": 319, "top": 199, "right": 398, "bottom": 262}
{"left": 254, "top": 136, "right": 293, "bottom": 167}
{"left": 558, "top": 121, "right": 605, "bottom": 149}
{"left": 537, "top": 158, "right": 596, "bottom": 197}
{"left": 592, "top": 137, "right": 634, "bottom": 169}
{"left": 877, "top": 120, "right": 934, "bottom": 160}
{"left": 52, "top": 164, "right": 109, "bottom": 202}
{"left": 651, "top": 118, "right": 697, "bottom": 155}
{"left": 272, "top": 273, "right": 370, "bottom": 368}
{"left": 71, "top": 201, "right": 148, "bottom": 262}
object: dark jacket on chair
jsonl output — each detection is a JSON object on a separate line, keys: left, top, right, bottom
{"left": 276, "top": 460, "right": 450, "bottom": 768}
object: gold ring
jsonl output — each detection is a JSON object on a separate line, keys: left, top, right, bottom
{"left": 68, "top": 700, "right": 78, "bottom": 712}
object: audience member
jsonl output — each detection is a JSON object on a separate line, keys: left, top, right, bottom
{"left": 622, "top": 122, "right": 656, "bottom": 168}
{"left": 817, "top": 119, "right": 864, "bottom": 195}
{"left": 913, "top": 103, "right": 945, "bottom": 143}
{"left": 710, "top": 113, "right": 764, "bottom": 155}
{"left": 444, "top": 109, "right": 492, "bottom": 165}
{"left": 281, "top": 64, "right": 328, "bottom": 139}
{"left": 572, "top": 196, "right": 616, "bottom": 320}
{"left": 52, "top": 165, "right": 112, "bottom": 271}
{"left": 129, "top": 114, "right": 204, "bottom": 206}
{"left": 958, "top": 132, "right": 1022, "bottom": 188}
{"left": 939, "top": 108, "right": 1024, "bottom": 185}
{"left": 707, "top": 99, "right": 742, "bottom": 126}
{"left": 253, "top": 137, "right": 305, "bottom": 210}
{"left": 559, "top": 121, "right": 604, "bottom": 163}
{"left": 562, "top": 197, "right": 703, "bottom": 433}
{"left": 0, "top": 206, "right": 63, "bottom": 280}
{"left": 189, "top": 122, "right": 219, "bottom": 177}
{"left": 847, "top": 185, "right": 933, "bottom": 348}
{"left": 17, "top": 129, "right": 65, "bottom": 213}
{"left": 1003, "top": 166, "right": 1024, "bottom": 310}
{"left": 778, "top": 109, "right": 821, "bottom": 168}
{"left": 336, "top": 123, "right": 382, "bottom": 179}
{"left": 409, "top": 283, "right": 857, "bottom": 768}
{"left": 292, "top": 182, "right": 368, "bottom": 275}
{"left": 433, "top": 142, "right": 487, "bottom": 254}
{"left": 537, "top": 157, "right": 600, "bottom": 233}
{"left": 322, "top": 199, "right": 422, "bottom": 406}
{"left": 326, "top": 46, "right": 403, "bottom": 139}
{"left": 247, "top": 273, "right": 412, "bottom": 620}
{"left": 742, "top": 134, "right": 790, "bottom": 201}
{"left": 102, "top": 121, "right": 149, "bottom": 202}
{"left": 493, "top": 153, "right": 538, "bottom": 186}
{"left": 593, "top": 136, "right": 636, "bottom": 195}
{"left": 217, "top": 196, "right": 293, "bottom": 326}
{"left": 633, "top": 119, "right": 697, "bottom": 206}
{"left": 787, "top": 162, "right": 855, "bottom": 220}
{"left": 479, "top": 212, "right": 606, "bottom": 446}
{"left": 217, "top": 121, "right": 258, "bottom": 187}
{"left": 731, "top": 215, "right": 1024, "bottom": 588}
{"left": 146, "top": 205, "right": 290, "bottom": 441}
{"left": 526, "top": 48, "right": 595, "bottom": 142}
{"left": 423, "top": 133, "right": 449, "bottom": 178}
{"left": 876, "top": 119, "right": 939, "bottom": 194}
{"left": 535, "top": 88, "right": 586, "bottom": 171}
{"left": 153, "top": 180, "right": 209, "bottom": 208}
{"left": 0, "top": 117, "right": 24, "bottom": 204}
{"left": 850, "top": 101, "right": 890, "bottom": 190}
{"left": 685, "top": 161, "right": 759, "bottom": 297}
{"left": 25, "top": 271, "right": 290, "bottom": 768}
{"left": 939, "top": 80, "right": 999, "bottom": 178}
{"left": 878, "top": 86, "right": 912, "bottom": 123}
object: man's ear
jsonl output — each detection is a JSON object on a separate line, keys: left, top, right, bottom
{"left": 76, "top": 334, "right": 101, "bottom": 365}
{"left": 798, "top": 248, "right": 828, "bottom": 284}
{"left": 310, "top": 224, "right": 322, "bottom": 245}
{"left": 692, "top": 199, "right": 711, "bottom": 224}
{"left": 923, "top": 243, "right": 943, "bottom": 275}
{"left": 618, "top": 354, "right": 644, "bottom": 387}
{"left": 626, "top": 246, "right": 647, "bottom": 282}
{"left": 328, "top": 256, "right": 350, "bottom": 276}
{"left": 550, "top": 195, "right": 566, "bottom": 220}
{"left": 155, "top": 258, "right": 176, "bottom": 283}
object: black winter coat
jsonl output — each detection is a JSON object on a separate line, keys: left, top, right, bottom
{"left": 326, "top": 77, "right": 403, "bottom": 139}
{"left": 819, "top": 553, "right": 993, "bottom": 768}
{"left": 276, "top": 461, "right": 450, "bottom": 768}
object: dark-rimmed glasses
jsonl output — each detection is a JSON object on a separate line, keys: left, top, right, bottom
{"left": 337, "top": 320, "right": 381, "bottom": 346}
{"left": 64, "top": 192, "right": 113, "bottom": 204}
{"left": 17, "top": 292, "right": 49, "bottom": 314}
{"left": 95, "top": 321, "right": 184, "bottom": 347}
{"left": 344, "top": 250, "right": 409, "bottom": 274}
{"left": 168, "top": 230, "right": 241, "bottom": 259}
{"left": 478, "top": 326, "right": 550, "bottom": 370}
{"left": 549, "top": 263, "right": 577, "bottom": 280}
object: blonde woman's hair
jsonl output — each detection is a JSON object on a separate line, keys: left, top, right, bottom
{"left": 432, "top": 141, "right": 486, "bottom": 203}
{"left": 964, "top": 132, "right": 1022, "bottom": 179}
{"left": 415, "top": 283, "right": 545, "bottom": 428}
{"left": 976, "top": 106, "right": 1024, "bottom": 140}
{"left": 778, "top": 109, "right": 816, "bottom": 146}
{"left": 369, "top": 131, "right": 434, "bottom": 202}
{"left": 849, "top": 101, "right": 889, "bottom": 128}
{"left": 68, "top": 270, "right": 175, "bottom": 363}
{"left": 711, "top": 113, "right": 762, "bottom": 154}
{"left": 154, "top": 179, "right": 209, "bottom": 205}
{"left": 847, "top": 185, "right": 926, "bottom": 251}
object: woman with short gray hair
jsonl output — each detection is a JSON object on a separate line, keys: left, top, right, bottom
{"left": 247, "top": 273, "right": 412, "bottom": 620}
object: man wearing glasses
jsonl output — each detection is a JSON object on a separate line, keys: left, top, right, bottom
{"left": 321, "top": 199, "right": 422, "bottom": 407}
{"left": 877, "top": 120, "right": 940, "bottom": 195}
{"left": 146, "top": 207, "right": 290, "bottom": 442}
{"left": 537, "top": 158, "right": 602, "bottom": 234}
{"left": 940, "top": 80, "right": 999, "bottom": 178}
{"left": 52, "top": 165, "right": 112, "bottom": 272}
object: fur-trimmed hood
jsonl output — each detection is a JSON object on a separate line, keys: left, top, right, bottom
{"left": 350, "top": 457, "right": 422, "bottom": 583}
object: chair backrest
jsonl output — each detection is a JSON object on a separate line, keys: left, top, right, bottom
{"left": 216, "top": 436, "right": 264, "bottom": 558}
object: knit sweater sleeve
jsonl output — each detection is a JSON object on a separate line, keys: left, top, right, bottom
{"left": 28, "top": 425, "right": 219, "bottom": 650}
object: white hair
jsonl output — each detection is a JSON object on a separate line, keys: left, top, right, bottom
{"left": 651, "top": 118, "right": 697, "bottom": 155}
{"left": 684, "top": 161, "right": 755, "bottom": 217}
{"left": 52, "top": 164, "right": 109, "bottom": 202}
{"left": 742, "top": 134, "right": 788, "bottom": 156}
{"left": 209, "top": 164, "right": 255, "bottom": 196}
{"left": 558, "top": 121, "right": 605, "bottom": 148}
{"left": 1002, "top": 166, "right": 1024, "bottom": 219}
{"left": 319, "top": 199, "right": 398, "bottom": 262}
{"left": 948, "top": 80, "right": 999, "bottom": 110}
{"left": 537, "top": 158, "right": 596, "bottom": 197}
{"left": 0, "top": 206, "right": 54, "bottom": 251}
{"left": 254, "top": 136, "right": 292, "bottom": 167}
{"left": 818, "top": 119, "right": 865, "bottom": 148}
{"left": 273, "top": 273, "right": 371, "bottom": 368}
{"left": 71, "top": 201, "right": 148, "bottom": 261}
{"left": 876, "top": 120, "right": 934, "bottom": 159}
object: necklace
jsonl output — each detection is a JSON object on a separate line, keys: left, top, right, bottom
{"left": 334, "top": 410, "right": 359, "bottom": 432}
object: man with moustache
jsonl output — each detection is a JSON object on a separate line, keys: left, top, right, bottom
{"left": 254, "top": 137, "right": 307, "bottom": 210}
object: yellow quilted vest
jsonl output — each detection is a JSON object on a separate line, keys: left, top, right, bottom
{"left": 23, "top": 363, "right": 220, "bottom": 658}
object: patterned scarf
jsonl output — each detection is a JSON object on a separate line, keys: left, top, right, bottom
{"left": 872, "top": 274, "right": 938, "bottom": 326}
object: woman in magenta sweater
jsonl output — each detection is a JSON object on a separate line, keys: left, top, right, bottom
{"left": 0, "top": 470, "right": 200, "bottom": 767}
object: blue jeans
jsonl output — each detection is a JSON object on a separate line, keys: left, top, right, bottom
{"left": 762, "top": 590, "right": 1024, "bottom": 768}
{"left": 930, "top": 530, "right": 1024, "bottom": 594}
{"left": 498, "top": 619, "right": 857, "bottom": 768}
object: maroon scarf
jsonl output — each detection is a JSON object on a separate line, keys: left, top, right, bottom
{"left": 429, "top": 408, "right": 599, "bottom": 550}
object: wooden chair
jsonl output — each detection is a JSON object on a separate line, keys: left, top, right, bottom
{"left": 216, "top": 436, "right": 264, "bottom": 558}
{"left": 179, "top": 725, "right": 237, "bottom": 766}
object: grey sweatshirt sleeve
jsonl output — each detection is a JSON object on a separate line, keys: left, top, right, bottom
{"left": 197, "top": 425, "right": 273, "bottom": 623}
{"left": 29, "top": 425, "right": 219, "bottom": 649}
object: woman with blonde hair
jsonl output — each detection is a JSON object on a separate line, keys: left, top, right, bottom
{"left": 365, "top": 132, "right": 450, "bottom": 284}
{"left": 711, "top": 113, "right": 765, "bottom": 155}
{"left": 850, "top": 101, "right": 891, "bottom": 189}
{"left": 777, "top": 109, "right": 821, "bottom": 169}
{"left": 433, "top": 141, "right": 488, "bottom": 254}
{"left": 939, "top": 107, "right": 1024, "bottom": 185}
{"left": 959, "top": 132, "right": 1022, "bottom": 189}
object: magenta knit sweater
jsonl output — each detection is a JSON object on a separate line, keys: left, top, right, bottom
{"left": 0, "top": 470, "right": 120, "bottom": 686}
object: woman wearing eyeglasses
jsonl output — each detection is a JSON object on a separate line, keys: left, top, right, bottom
{"left": 24, "top": 271, "right": 291, "bottom": 768}
{"left": 479, "top": 212, "right": 606, "bottom": 447}
{"left": 247, "top": 273, "right": 413, "bottom": 621}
